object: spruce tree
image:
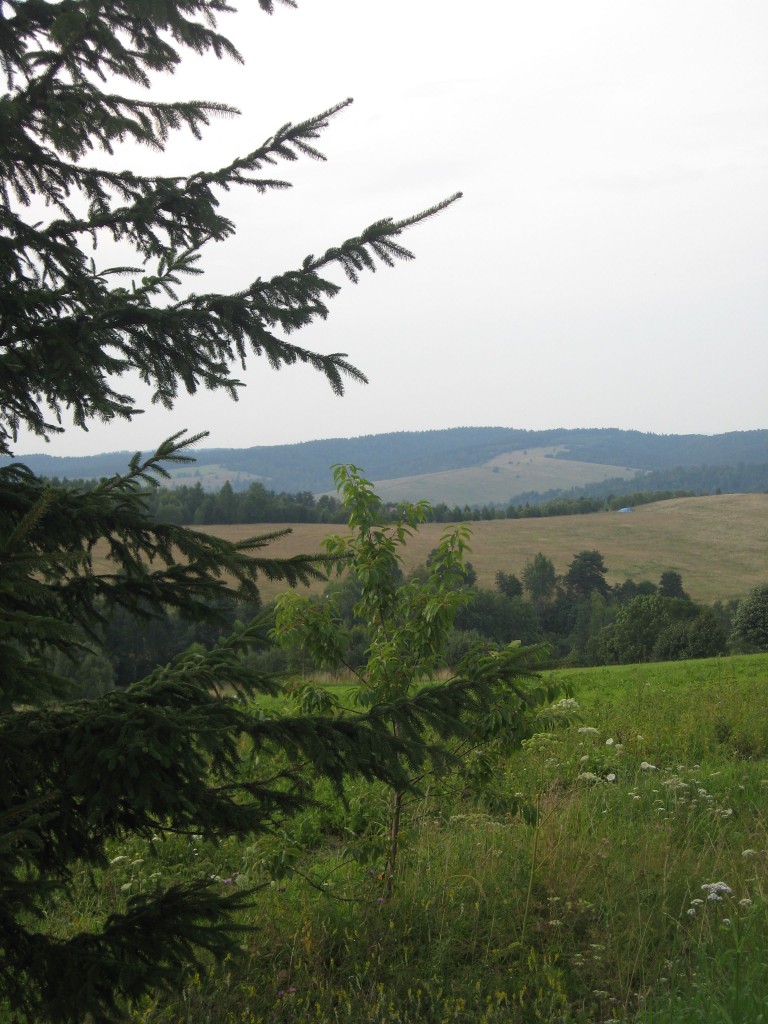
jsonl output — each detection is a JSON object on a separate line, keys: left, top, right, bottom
{"left": 0, "top": 3, "right": 461, "bottom": 1020}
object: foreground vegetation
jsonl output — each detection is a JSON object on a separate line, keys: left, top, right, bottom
{"left": 23, "top": 653, "right": 768, "bottom": 1024}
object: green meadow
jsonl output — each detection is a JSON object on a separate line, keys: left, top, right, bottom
{"left": 31, "top": 653, "right": 768, "bottom": 1023}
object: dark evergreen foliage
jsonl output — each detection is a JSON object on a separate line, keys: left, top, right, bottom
{"left": 0, "top": 3, "right": 462, "bottom": 1020}
{"left": 659, "top": 570, "right": 689, "bottom": 601}
{"left": 563, "top": 550, "right": 611, "bottom": 599}
{"left": 495, "top": 570, "right": 523, "bottom": 599}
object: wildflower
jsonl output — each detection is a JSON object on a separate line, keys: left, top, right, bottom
{"left": 577, "top": 772, "right": 600, "bottom": 783}
{"left": 578, "top": 727, "right": 599, "bottom": 735}
{"left": 605, "top": 738, "right": 614, "bottom": 746}
{"left": 109, "top": 855, "right": 128, "bottom": 865}
{"left": 742, "top": 849, "right": 757, "bottom": 858}
{"left": 662, "top": 777, "right": 687, "bottom": 790}
{"left": 739, "top": 898, "right": 753, "bottom": 908}
{"left": 554, "top": 698, "right": 579, "bottom": 710}
{"left": 640, "top": 762, "right": 657, "bottom": 771}
{"left": 606, "top": 773, "right": 617, "bottom": 782}
{"left": 702, "top": 882, "right": 732, "bottom": 901}
{"left": 722, "top": 919, "right": 732, "bottom": 927}
{"left": 687, "top": 908, "right": 697, "bottom": 917}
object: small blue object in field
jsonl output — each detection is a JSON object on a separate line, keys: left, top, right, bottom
{"left": 617, "top": 507, "right": 634, "bottom": 513}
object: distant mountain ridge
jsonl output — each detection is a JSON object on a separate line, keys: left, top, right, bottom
{"left": 5, "top": 427, "right": 768, "bottom": 500}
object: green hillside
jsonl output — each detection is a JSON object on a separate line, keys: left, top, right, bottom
{"left": 6, "top": 426, "right": 768, "bottom": 500}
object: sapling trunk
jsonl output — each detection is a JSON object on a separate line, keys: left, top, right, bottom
{"left": 383, "top": 711, "right": 404, "bottom": 899}
{"left": 385, "top": 787, "right": 403, "bottom": 900}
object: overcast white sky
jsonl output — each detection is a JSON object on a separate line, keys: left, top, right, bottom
{"left": 17, "top": 0, "right": 768, "bottom": 457}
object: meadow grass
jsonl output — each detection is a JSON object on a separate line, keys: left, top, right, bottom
{"left": 366, "top": 447, "right": 635, "bottom": 507}
{"left": 18, "top": 653, "right": 768, "bottom": 1023}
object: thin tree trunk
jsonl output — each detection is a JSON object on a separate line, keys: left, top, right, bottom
{"left": 385, "top": 788, "right": 403, "bottom": 899}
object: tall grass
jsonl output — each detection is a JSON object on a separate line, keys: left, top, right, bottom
{"left": 15, "top": 654, "right": 768, "bottom": 1023}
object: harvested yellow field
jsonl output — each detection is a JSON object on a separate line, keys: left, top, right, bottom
{"left": 194, "top": 493, "right": 768, "bottom": 605}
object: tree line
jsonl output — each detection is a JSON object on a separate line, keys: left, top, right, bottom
{"left": 263, "top": 548, "right": 754, "bottom": 673}
{"left": 44, "top": 475, "right": 698, "bottom": 525}
{"left": 59, "top": 543, "right": 767, "bottom": 704}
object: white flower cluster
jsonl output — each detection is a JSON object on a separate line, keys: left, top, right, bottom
{"left": 702, "top": 881, "right": 733, "bottom": 902}
{"left": 554, "top": 697, "right": 580, "bottom": 710}
{"left": 686, "top": 881, "right": 738, "bottom": 917}
{"left": 577, "top": 771, "right": 616, "bottom": 784}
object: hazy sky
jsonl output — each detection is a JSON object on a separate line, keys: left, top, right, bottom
{"left": 17, "top": 0, "right": 768, "bottom": 457}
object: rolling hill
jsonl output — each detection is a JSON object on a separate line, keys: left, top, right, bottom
{"left": 5, "top": 427, "right": 768, "bottom": 506}
{"left": 182, "top": 492, "right": 768, "bottom": 606}
{"left": 367, "top": 446, "right": 639, "bottom": 504}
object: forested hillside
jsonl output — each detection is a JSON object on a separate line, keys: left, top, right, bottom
{"left": 6, "top": 426, "right": 768, "bottom": 497}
